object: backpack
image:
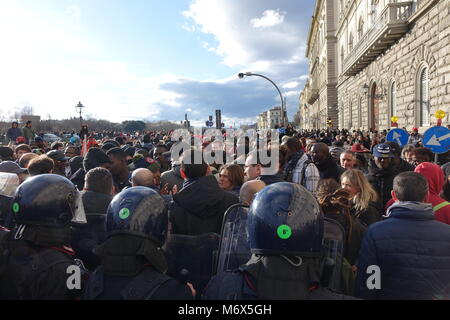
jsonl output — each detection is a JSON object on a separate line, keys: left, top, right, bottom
{"left": 299, "top": 158, "right": 313, "bottom": 188}
{"left": 0, "top": 232, "right": 79, "bottom": 299}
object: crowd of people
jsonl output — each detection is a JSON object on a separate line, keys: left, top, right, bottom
{"left": 0, "top": 120, "right": 449, "bottom": 300}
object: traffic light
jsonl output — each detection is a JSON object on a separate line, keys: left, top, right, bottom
{"left": 327, "top": 118, "right": 332, "bottom": 127}
{"left": 215, "top": 109, "right": 222, "bottom": 129}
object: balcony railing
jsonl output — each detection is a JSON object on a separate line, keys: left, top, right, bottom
{"left": 307, "top": 89, "right": 319, "bottom": 105}
{"left": 343, "top": 2, "right": 413, "bottom": 76}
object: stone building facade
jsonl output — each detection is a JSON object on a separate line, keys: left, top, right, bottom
{"left": 257, "top": 111, "right": 268, "bottom": 130}
{"left": 302, "top": 0, "right": 450, "bottom": 132}
{"left": 302, "top": 0, "right": 339, "bottom": 129}
{"left": 257, "top": 106, "right": 286, "bottom": 130}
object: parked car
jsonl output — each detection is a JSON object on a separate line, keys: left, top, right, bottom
{"left": 43, "top": 133, "right": 61, "bottom": 143}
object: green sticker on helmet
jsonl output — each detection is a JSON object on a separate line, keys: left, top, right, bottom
{"left": 119, "top": 208, "right": 130, "bottom": 220}
{"left": 12, "top": 202, "right": 20, "bottom": 214}
{"left": 277, "top": 225, "right": 292, "bottom": 239}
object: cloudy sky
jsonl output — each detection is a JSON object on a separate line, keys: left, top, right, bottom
{"left": 0, "top": 0, "right": 314, "bottom": 127}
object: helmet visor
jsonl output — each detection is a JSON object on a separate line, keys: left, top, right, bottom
{"left": 71, "top": 190, "right": 87, "bottom": 224}
{"left": 0, "top": 173, "right": 20, "bottom": 197}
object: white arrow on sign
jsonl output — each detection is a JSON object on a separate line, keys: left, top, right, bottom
{"left": 426, "top": 133, "right": 450, "bottom": 146}
{"left": 392, "top": 131, "right": 403, "bottom": 146}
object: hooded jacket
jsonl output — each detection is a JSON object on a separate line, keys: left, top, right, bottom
{"left": 414, "top": 162, "right": 450, "bottom": 225}
{"left": 355, "top": 201, "right": 450, "bottom": 300}
{"left": 169, "top": 175, "right": 239, "bottom": 235}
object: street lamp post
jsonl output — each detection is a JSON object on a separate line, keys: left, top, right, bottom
{"left": 75, "top": 102, "right": 85, "bottom": 127}
{"left": 238, "top": 72, "right": 286, "bottom": 127}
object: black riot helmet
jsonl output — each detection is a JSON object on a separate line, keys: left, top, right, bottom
{"left": 106, "top": 187, "right": 168, "bottom": 245}
{"left": 12, "top": 174, "right": 86, "bottom": 227}
{"left": 247, "top": 182, "right": 324, "bottom": 256}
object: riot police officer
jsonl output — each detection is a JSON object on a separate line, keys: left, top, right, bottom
{"left": 0, "top": 174, "right": 88, "bottom": 300}
{"left": 204, "top": 182, "right": 354, "bottom": 300}
{"left": 83, "top": 187, "right": 194, "bottom": 300}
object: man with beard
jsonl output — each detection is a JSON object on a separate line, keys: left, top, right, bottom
{"left": 282, "top": 137, "right": 320, "bottom": 196}
{"left": 310, "top": 143, "right": 345, "bottom": 183}
{"left": 367, "top": 144, "right": 400, "bottom": 213}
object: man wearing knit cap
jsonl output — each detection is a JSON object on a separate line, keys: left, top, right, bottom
{"left": 70, "top": 148, "right": 111, "bottom": 190}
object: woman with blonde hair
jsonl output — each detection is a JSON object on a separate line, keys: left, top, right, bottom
{"left": 341, "top": 169, "right": 381, "bottom": 226}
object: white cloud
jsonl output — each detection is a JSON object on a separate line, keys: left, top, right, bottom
{"left": 284, "top": 90, "right": 299, "bottom": 97}
{"left": 181, "top": 23, "right": 196, "bottom": 32}
{"left": 283, "top": 81, "right": 299, "bottom": 89}
{"left": 251, "top": 9, "right": 285, "bottom": 28}
{"left": 0, "top": 1, "right": 315, "bottom": 126}
{"left": 299, "top": 74, "right": 309, "bottom": 81}
{"left": 182, "top": 0, "right": 313, "bottom": 81}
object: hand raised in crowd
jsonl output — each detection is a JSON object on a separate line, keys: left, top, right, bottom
{"left": 160, "top": 183, "right": 179, "bottom": 195}
{"left": 160, "top": 183, "right": 170, "bottom": 195}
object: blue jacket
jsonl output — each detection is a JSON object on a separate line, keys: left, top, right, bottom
{"left": 355, "top": 202, "right": 450, "bottom": 300}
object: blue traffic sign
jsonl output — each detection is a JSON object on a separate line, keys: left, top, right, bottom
{"left": 423, "top": 126, "right": 450, "bottom": 154}
{"left": 206, "top": 121, "right": 214, "bottom": 127}
{"left": 386, "top": 128, "right": 409, "bottom": 147}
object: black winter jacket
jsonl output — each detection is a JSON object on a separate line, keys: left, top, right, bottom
{"left": 71, "top": 190, "right": 112, "bottom": 271}
{"left": 169, "top": 175, "right": 239, "bottom": 235}
{"left": 366, "top": 162, "right": 399, "bottom": 212}
{"left": 315, "top": 156, "right": 345, "bottom": 183}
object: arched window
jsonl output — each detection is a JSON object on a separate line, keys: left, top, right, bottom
{"left": 389, "top": 81, "right": 397, "bottom": 125}
{"left": 419, "top": 67, "right": 430, "bottom": 126}
{"left": 358, "top": 17, "right": 364, "bottom": 40}
{"left": 349, "top": 33, "right": 354, "bottom": 52}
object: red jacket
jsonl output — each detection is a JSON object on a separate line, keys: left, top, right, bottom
{"left": 415, "top": 162, "right": 450, "bottom": 225}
